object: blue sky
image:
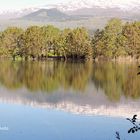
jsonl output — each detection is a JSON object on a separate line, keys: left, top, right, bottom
{"left": 0, "top": 0, "right": 67, "bottom": 10}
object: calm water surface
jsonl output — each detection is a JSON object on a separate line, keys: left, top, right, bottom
{"left": 0, "top": 60, "right": 140, "bottom": 140}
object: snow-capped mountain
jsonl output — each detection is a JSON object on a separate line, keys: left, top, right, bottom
{"left": 42, "top": 0, "right": 140, "bottom": 12}
{"left": 0, "top": 0, "right": 140, "bottom": 19}
{"left": 0, "top": 7, "right": 40, "bottom": 19}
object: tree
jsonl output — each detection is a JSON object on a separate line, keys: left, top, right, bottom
{"left": 92, "top": 18, "right": 129, "bottom": 59}
{"left": 23, "top": 26, "right": 46, "bottom": 60}
{"left": 0, "top": 27, "right": 24, "bottom": 59}
{"left": 92, "top": 29, "right": 104, "bottom": 58}
{"left": 122, "top": 22, "right": 140, "bottom": 58}
{"left": 102, "top": 18, "right": 123, "bottom": 58}
{"left": 55, "top": 28, "right": 72, "bottom": 60}
{"left": 41, "top": 25, "right": 60, "bottom": 57}
{"left": 65, "top": 27, "right": 93, "bottom": 60}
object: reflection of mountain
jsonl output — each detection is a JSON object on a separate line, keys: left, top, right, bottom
{"left": 0, "top": 61, "right": 139, "bottom": 118}
{"left": 0, "top": 86, "right": 140, "bottom": 119}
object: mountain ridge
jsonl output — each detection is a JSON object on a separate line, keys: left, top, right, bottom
{"left": 0, "top": 0, "right": 140, "bottom": 19}
{"left": 21, "top": 8, "right": 71, "bottom": 21}
{"left": 19, "top": 6, "right": 140, "bottom": 22}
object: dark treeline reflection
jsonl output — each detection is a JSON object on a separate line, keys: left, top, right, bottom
{"left": 92, "top": 62, "right": 140, "bottom": 101}
{"left": 0, "top": 61, "right": 92, "bottom": 92}
{"left": 0, "top": 61, "right": 140, "bottom": 101}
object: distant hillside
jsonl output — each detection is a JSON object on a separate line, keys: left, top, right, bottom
{"left": 0, "top": 6, "right": 140, "bottom": 32}
{"left": 22, "top": 8, "right": 70, "bottom": 22}
{"left": 0, "top": 0, "right": 140, "bottom": 21}
{"left": 67, "top": 7, "right": 140, "bottom": 21}
{"left": 20, "top": 6, "right": 140, "bottom": 23}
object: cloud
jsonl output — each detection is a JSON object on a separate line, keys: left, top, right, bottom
{"left": 0, "top": 0, "right": 140, "bottom": 10}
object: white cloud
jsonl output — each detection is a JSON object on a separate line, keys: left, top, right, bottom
{"left": 61, "top": 0, "right": 140, "bottom": 11}
{"left": 0, "top": 0, "right": 140, "bottom": 11}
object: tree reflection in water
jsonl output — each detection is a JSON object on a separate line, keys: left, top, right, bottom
{"left": 138, "top": 66, "right": 140, "bottom": 75}
{"left": 116, "top": 131, "right": 121, "bottom": 140}
{"left": 0, "top": 61, "right": 140, "bottom": 139}
{"left": 92, "top": 62, "right": 140, "bottom": 101}
{"left": 0, "top": 61, "right": 92, "bottom": 92}
{"left": 0, "top": 61, "right": 139, "bottom": 101}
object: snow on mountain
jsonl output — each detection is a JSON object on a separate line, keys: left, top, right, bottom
{"left": 42, "top": 0, "right": 140, "bottom": 12}
{"left": 0, "top": 7, "right": 40, "bottom": 19}
{"left": 0, "top": 0, "right": 140, "bottom": 19}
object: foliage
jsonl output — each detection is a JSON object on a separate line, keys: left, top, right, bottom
{"left": 126, "top": 115, "right": 140, "bottom": 134}
{"left": 92, "top": 18, "right": 140, "bottom": 59}
{"left": 0, "top": 27, "right": 24, "bottom": 58}
{"left": 0, "top": 18, "right": 140, "bottom": 60}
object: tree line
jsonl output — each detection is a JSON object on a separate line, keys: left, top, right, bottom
{"left": 0, "top": 18, "right": 140, "bottom": 61}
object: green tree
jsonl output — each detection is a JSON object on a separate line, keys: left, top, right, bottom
{"left": 55, "top": 28, "right": 72, "bottom": 60}
{"left": 92, "top": 29, "right": 104, "bottom": 58}
{"left": 122, "top": 22, "right": 140, "bottom": 58}
{"left": 23, "top": 26, "right": 46, "bottom": 60}
{"left": 102, "top": 18, "right": 123, "bottom": 58}
{"left": 41, "top": 25, "right": 60, "bottom": 57}
{"left": 65, "top": 27, "right": 93, "bottom": 60}
{"left": 92, "top": 18, "right": 126, "bottom": 59}
{"left": 0, "top": 27, "right": 24, "bottom": 59}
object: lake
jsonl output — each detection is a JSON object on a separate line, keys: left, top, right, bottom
{"left": 0, "top": 60, "right": 140, "bottom": 140}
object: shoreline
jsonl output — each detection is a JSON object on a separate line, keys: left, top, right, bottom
{"left": 0, "top": 56, "right": 140, "bottom": 64}
{"left": 95, "top": 56, "right": 140, "bottom": 63}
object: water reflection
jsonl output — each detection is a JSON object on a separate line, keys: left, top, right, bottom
{"left": 0, "top": 61, "right": 139, "bottom": 99}
{"left": 92, "top": 62, "right": 140, "bottom": 101}
{"left": 0, "top": 61, "right": 140, "bottom": 118}
{"left": 0, "top": 103, "right": 134, "bottom": 140}
{"left": 0, "top": 61, "right": 92, "bottom": 92}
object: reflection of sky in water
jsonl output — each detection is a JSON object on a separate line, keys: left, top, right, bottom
{"left": 0, "top": 61, "right": 140, "bottom": 139}
{"left": 0, "top": 103, "right": 140, "bottom": 140}
{"left": 0, "top": 86, "right": 140, "bottom": 119}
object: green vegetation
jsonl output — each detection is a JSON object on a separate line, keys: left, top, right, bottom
{"left": 92, "top": 18, "right": 140, "bottom": 59}
{"left": 0, "top": 18, "right": 140, "bottom": 60}
{"left": 0, "top": 26, "right": 93, "bottom": 61}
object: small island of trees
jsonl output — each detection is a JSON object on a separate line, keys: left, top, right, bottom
{"left": 0, "top": 18, "right": 140, "bottom": 61}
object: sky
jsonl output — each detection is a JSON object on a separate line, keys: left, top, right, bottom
{"left": 0, "top": 0, "right": 139, "bottom": 10}
{"left": 0, "top": 0, "right": 67, "bottom": 10}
